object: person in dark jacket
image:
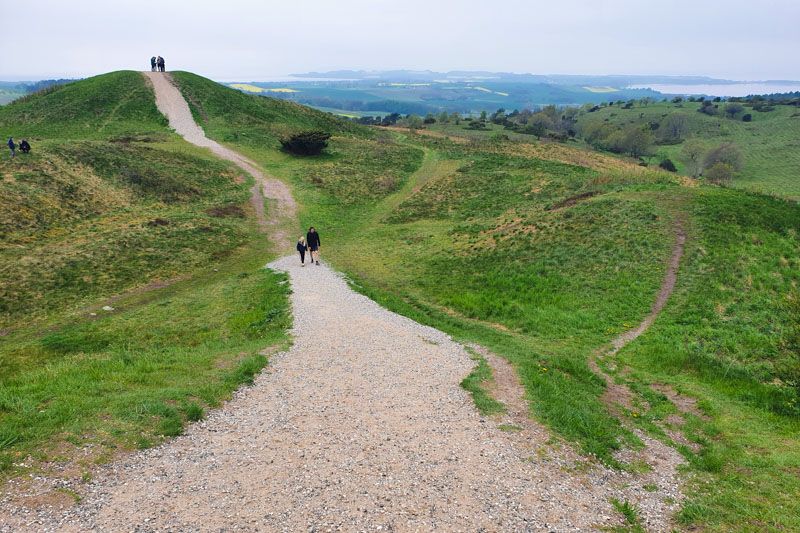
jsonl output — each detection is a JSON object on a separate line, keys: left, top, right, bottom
{"left": 296, "top": 236, "right": 308, "bottom": 266}
{"left": 306, "top": 226, "right": 320, "bottom": 265}
{"left": 157, "top": 56, "right": 165, "bottom": 72}
{"left": 8, "top": 137, "right": 15, "bottom": 157}
{"left": 19, "top": 140, "right": 30, "bottom": 154}
{"left": 150, "top": 56, "right": 157, "bottom": 71}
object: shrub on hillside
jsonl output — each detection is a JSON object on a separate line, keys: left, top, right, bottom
{"left": 280, "top": 131, "right": 332, "bottom": 156}
{"left": 703, "top": 143, "right": 744, "bottom": 171}
{"left": 704, "top": 162, "right": 734, "bottom": 185}
{"left": 742, "top": 113, "right": 752, "bottom": 122}
{"left": 659, "top": 158, "right": 677, "bottom": 172}
{"left": 725, "top": 102, "right": 745, "bottom": 118}
{"left": 699, "top": 101, "right": 719, "bottom": 116}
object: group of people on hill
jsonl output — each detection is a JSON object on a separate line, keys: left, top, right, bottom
{"left": 296, "top": 227, "right": 321, "bottom": 266}
{"left": 7, "top": 137, "right": 30, "bottom": 157}
{"left": 150, "top": 56, "right": 166, "bottom": 72}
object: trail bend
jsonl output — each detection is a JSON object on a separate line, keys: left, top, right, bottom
{"left": 143, "top": 71, "right": 295, "bottom": 250}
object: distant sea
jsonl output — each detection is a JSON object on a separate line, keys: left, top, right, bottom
{"left": 629, "top": 83, "right": 800, "bottom": 97}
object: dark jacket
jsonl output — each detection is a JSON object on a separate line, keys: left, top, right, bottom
{"left": 296, "top": 240, "right": 307, "bottom": 252}
{"left": 8, "top": 138, "right": 13, "bottom": 149}
{"left": 306, "top": 231, "right": 320, "bottom": 248}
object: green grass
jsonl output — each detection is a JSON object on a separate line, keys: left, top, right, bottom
{"left": 460, "top": 348, "right": 506, "bottom": 415}
{"left": 170, "top": 71, "right": 371, "bottom": 150}
{"left": 0, "top": 137, "right": 255, "bottom": 328}
{"left": 0, "top": 71, "right": 167, "bottom": 139}
{"left": 0, "top": 72, "right": 293, "bottom": 485}
{"left": 0, "top": 255, "right": 291, "bottom": 481}
{"left": 574, "top": 100, "right": 800, "bottom": 199}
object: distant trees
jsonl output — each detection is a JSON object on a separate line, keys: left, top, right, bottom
{"left": 698, "top": 100, "right": 719, "bottom": 116}
{"left": 439, "top": 110, "right": 449, "bottom": 123}
{"left": 680, "top": 139, "right": 706, "bottom": 177}
{"left": 704, "top": 162, "right": 734, "bottom": 184}
{"left": 423, "top": 113, "right": 437, "bottom": 124}
{"left": 280, "top": 131, "right": 332, "bottom": 156}
{"left": 703, "top": 143, "right": 744, "bottom": 171}
{"left": 658, "top": 112, "right": 689, "bottom": 143}
{"left": 450, "top": 111, "right": 461, "bottom": 124}
{"left": 621, "top": 126, "right": 654, "bottom": 157}
{"left": 403, "top": 114, "right": 424, "bottom": 130}
{"left": 480, "top": 110, "right": 488, "bottom": 122}
{"left": 724, "top": 102, "right": 745, "bottom": 118}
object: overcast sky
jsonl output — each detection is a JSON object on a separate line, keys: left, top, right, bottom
{"left": 1, "top": 0, "right": 798, "bottom": 81}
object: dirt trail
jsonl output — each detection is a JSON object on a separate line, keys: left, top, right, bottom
{"left": 609, "top": 219, "right": 687, "bottom": 355}
{"left": 143, "top": 71, "right": 295, "bottom": 251}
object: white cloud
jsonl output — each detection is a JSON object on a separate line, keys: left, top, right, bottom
{"left": 1, "top": 0, "right": 798, "bottom": 80}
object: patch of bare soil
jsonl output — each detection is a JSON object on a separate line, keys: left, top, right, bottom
{"left": 549, "top": 190, "right": 603, "bottom": 211}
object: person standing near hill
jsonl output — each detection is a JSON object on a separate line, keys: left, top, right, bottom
{"left": 157, "top": 56, "right": 165, "bottom": 72}
{"left": 8, "top": 137, "right": 15, "bottom": 158}
{"left": 296, "top": 236, "right": 308, "bottom": 267}
{"left": 306, "top": 227, "right": 321, "bottom": 265}
{"left": 150, "top": 56, "right": 157, "bottom": 71}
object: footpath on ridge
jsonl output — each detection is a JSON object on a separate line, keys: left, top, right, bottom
{"left": 143, "top": 71, "right": 296, "bottom": 250}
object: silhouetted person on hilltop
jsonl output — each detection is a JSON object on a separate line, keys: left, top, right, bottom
{"left": 8, "top": 137, "right": 15, "bottom": 158}
{"left": 19, "top": 140, "right": 30, "bottom": 154}
{"left": 150, "top": 56, "right": 157, "bottom": 71}
{"left": 157, "top": 56, "right": 165, "bottom": 72}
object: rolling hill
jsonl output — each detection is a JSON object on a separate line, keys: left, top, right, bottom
{"left": 1, "top": 71, "right": 798, "bottom": 531}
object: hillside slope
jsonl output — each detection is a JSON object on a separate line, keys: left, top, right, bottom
{"left": 0, "top": 72, "right": 293, "bottom": 478}
{"left": 574, "top": 100, "right": 800, "bottom": 199}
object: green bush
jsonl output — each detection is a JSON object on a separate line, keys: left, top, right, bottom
{"left": 280, "top": 131, "right": 332, "bottom": 156}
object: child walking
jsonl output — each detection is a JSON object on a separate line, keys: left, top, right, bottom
{"left": 296, "top": 236, "right": 308, "bottom": 266}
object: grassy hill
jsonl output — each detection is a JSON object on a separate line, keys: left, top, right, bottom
{"left": 0, "top": 72, "right": 296, "bottom": 479}
{"left": 1, "top": 71, "right": 799, "bottom": 531}
{"left": 573, "top": 100, "right": 800, "bottom": 200}
{"left": 264, "top": 125, "right": 800, "bottom": 530}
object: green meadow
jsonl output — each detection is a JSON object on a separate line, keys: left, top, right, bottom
{"left": 573, "top": 100, "right": 800, "bottom": 200}
{"left": 1, "top": 72, "right": 799, "bottom": 531}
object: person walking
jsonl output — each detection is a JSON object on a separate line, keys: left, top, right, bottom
{"left": 150, "top": 56, "right": 157, "bottom": 72}
{"left": 8, "top": 137, "right": 15, "bottom": 158}
{"left": 306, "top": 226, "right": 321, "bottom": 265}
{"left": 296, "top": 236, "right": 308, "bottom": 267}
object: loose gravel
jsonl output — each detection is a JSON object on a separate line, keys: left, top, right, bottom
{"left": 1, "top": 256, "right": 685, "bottom": 532}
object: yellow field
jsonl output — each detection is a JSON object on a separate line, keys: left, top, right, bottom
{"left": 472, "top": 87, "right": 508, "bottom": 96}
{"left": 229, "top": 84, "right": 298, "bottom": 93}
{"left": 583, "top": 86, "right": 619, "bottom": 93}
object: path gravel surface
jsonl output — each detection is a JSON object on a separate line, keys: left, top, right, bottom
{"left": 2, "top": 257, "right": 684, "bottom": 532}
{"left": 143, "top": 71, "right": 295, "bottom": 249}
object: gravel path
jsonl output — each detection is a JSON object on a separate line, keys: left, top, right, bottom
{"left": 143, "top": 71, "right": 296, "bottom": 250}
{"left": 2, "top": 257, "right": 684, "bottom": 532}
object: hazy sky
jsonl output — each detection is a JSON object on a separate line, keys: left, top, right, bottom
{"left": 1, "top": 0, "right": 798, "bottom": 81}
